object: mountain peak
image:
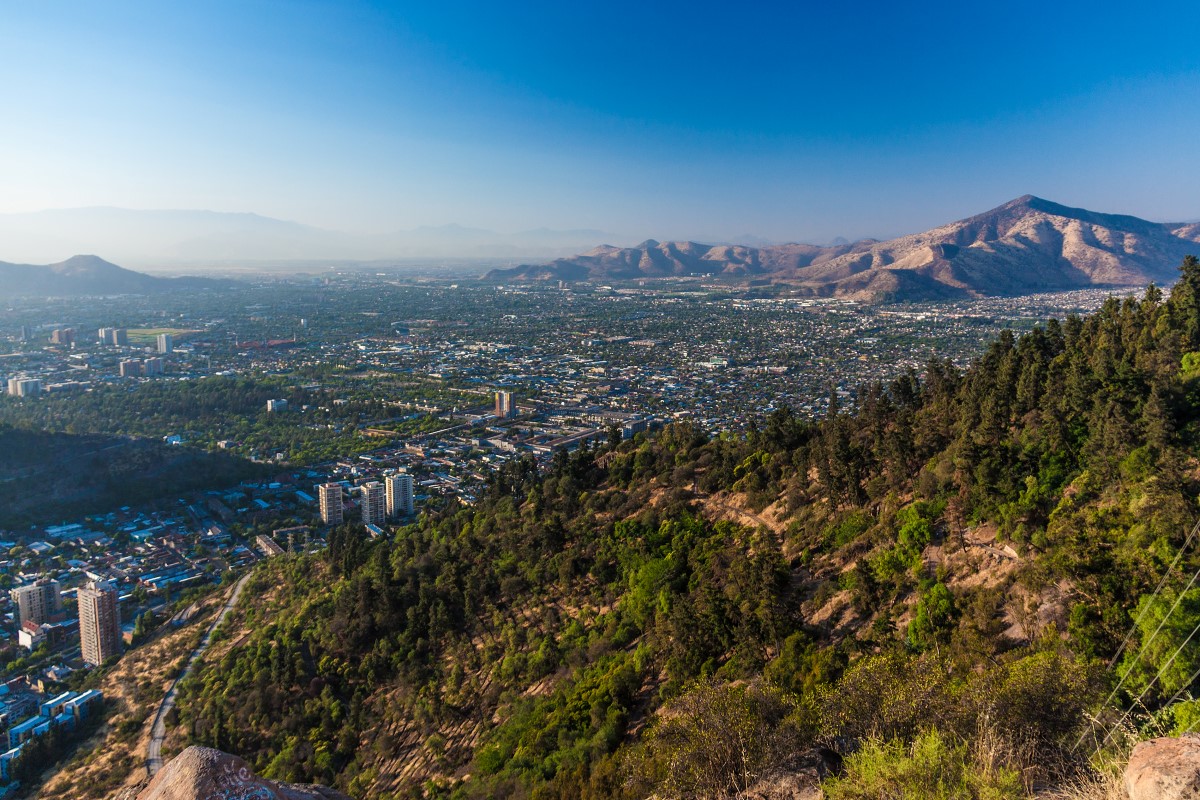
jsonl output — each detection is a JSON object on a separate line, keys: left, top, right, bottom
{"left": 0, "top": 254, "right": 227, "bottom": 297}
{"left": 980, "top": 194, "right": 1048, "bottom": 216}
{"left": 486, "top": 198, "right": 1199, "bottom": 300}
{"left": 53, "top": 254, "right": 123, "bottom": 270}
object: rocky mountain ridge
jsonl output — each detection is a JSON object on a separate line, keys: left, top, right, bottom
{"left": 486, "top": 195, "right": 1200, "bottom": 300}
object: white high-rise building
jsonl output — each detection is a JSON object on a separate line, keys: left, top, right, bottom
{"left": 7, "top": 377, "right": 41, "bottom": 397}
{"left": 10, "top": 577, "right": 62, "bottom": 626}
{"left": 361, "top": 481, "right": 387, "bottom": 526}
{"left": 386, "top": 472, "right": 414, "bottom": 518}
{"left": 319, "top": 483, "right": 344, "bottom": 526}
{"left": 156, "top": 333, "right": 173, "bottom": 354}
{"left": 78, "top": 580, "right": 121, "bottom": 667}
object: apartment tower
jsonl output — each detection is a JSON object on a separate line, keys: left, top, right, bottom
{"left": 495, "top": 390, "right": 513, "bottom": 418}
{"left": 78, "top": 580, "right": 121, "bottom": 667}
{"left": 386, "top": 472, "right": 414, "bottom": 518}
{"left": 361, "top": 481, "right": 386, "bottom": 526}
{"left": 10, "top": 577, "right": 62, "bottom": 626}
{"left": 319, "top": 483, "right": 344, "bottom": 526}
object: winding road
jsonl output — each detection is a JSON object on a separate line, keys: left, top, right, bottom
{"left": 145, "top": 572, "right": 251, "bottom": 776}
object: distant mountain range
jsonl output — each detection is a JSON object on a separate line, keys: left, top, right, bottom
{"left": 486, "top": 196, "right": 1200, "bottom": 300}
{"left": 0, "top": 207, "right": 621, "bottom": 266}
{"left": 3, "top": 197, "right": 1198, "bottom": 301}
{"left": 0, "top": 255, "right": 227, "bottom": 298}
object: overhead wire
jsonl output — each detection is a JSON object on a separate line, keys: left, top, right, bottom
{"left": 1107, "top": 519, "right": 1200, "bottom": 669}
{"left": 1071, "top": 518, "right": 1200, "bottom": 754}
{"left": 1096, "top": 604, "right": 1200, "bottom": 752}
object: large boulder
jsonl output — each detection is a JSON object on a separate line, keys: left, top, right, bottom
{"left": 737, "top": 770, "right": 823, "bottom": 800}
{"left": 737, "top": 748, "right": 839, "bottom": 799}
{"left": 1125, "top": 735, "right": 1200, "bottom": 800}
{"left": 137, "top": 746, "right": 351, "bottom": 800}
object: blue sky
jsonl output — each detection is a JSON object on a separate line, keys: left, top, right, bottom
{"left": 3, "top": 0, "right": 1199, "bottom": 242}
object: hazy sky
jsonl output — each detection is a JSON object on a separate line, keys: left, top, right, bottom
{"left": 3, "top": 0, "right": 1199, "bottom": 242}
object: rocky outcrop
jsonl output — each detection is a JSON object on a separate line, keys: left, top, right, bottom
{"left": 1125, "top": 735, "right": 1200, "bottom": 800}
{"left": 736, "top": 748, "right": 840, "bottom": 799}
{"left": 737, "top": 770, "right": 823, "bottom": 800}
{"left": 136, "top": 746, "right": 351, "bottom": 800}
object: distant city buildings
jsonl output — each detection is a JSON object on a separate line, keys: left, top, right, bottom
{"left": 99, "top": 327, "right": 129, "bottom": 346}
{"left": 361, "top": 481, "right": 386, "bottom": 526}
{"left": 6, "top": 377, "right": 41, "bottom": 397}
{"left": 319, "top": 483, "right": 344, "bottom": 526}
{"left": 1, "top": 688, "right": 104, "bottom": 780}
{"left": 266, "top": 398, "right": 288, "bottom": 413}
{"left": 120, "top": 357, "right": 164, "bottom": 376}
{"left": 495, "top": 390, "right": 513, "bottom": 418}
{"left": 18, "top": 620, "right": 47, "bottom": 650}
{"left": 10, "top": 578, "right": 62, "bottom": 627}
{"left": 50, "top": 328, "right": 75, "bottom": 346}
{"left": 78, "top": 580, "right": 121, "bottom": 667}
{"left": 156, "top": 333, "right": 173, "bottom": 354}
{"left": 17, "top": 618, "right": 76, "bottom": 652}
{"left": 386, "top": 472, "right": 414, "bottom": 518}
{"left": 113, "top": 328, "right": 128, "bottom": 346}
{"left": 255, "top": 533, "right": 286, "bottom": 557}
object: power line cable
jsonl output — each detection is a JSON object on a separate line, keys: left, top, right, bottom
{"left": 1107, "top": 519, "right": 1200, "bottom": 669}
{"left": 1073, "top": 524, "right": 1200, "bottom": 754}
{"left": 1098, "top": 613, "right": 1200, "bottom": 751}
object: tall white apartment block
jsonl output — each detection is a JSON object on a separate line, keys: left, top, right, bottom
{"left": 386, "top": 472, "right": 414, "bottom": 518}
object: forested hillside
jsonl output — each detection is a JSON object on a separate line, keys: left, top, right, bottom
{"left": 0, "top": 376, "right": 394, "bottom": 465}
{"left": 177, "top": 257, "right": 1200, "bottom": 799}
{"left": 0, "top": 427, "right": 267, "bottom": 528}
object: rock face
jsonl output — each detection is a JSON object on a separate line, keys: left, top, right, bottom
{"left": 737, "top": 748, "right": 840, "bottom": 799}
{"left": 737, "top": 770, "right": 824, "bottom": 800}
{"left": 1125, "top": 735, "right": 1200, "bottom": 800}
{"left": 136, "top": 746, "right": 352, "bottom": 800}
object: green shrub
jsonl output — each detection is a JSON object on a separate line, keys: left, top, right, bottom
{"left": 824, "top": 729, "right": 1023, "bottom": 800}
{"left": 824, "top": 511, "right": 875, "bottom": 550}
{"left": 636, "top": 679, "right": 816, "bottom": 799}
{"left": 820, "top": 652, "right": 953, "bottom": 743}
{"left": 908, "top": 583, "right": 958, "bottom": 650}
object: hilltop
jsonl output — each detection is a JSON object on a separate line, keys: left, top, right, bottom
{"left": 0, "top": 426, "right": 269, "bottom": 528}
{"left": 0, "top": 255, "right": 227, "bottom": 298}
{"left": 487, "top": 196, "right": 1200, "bottom": 300}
